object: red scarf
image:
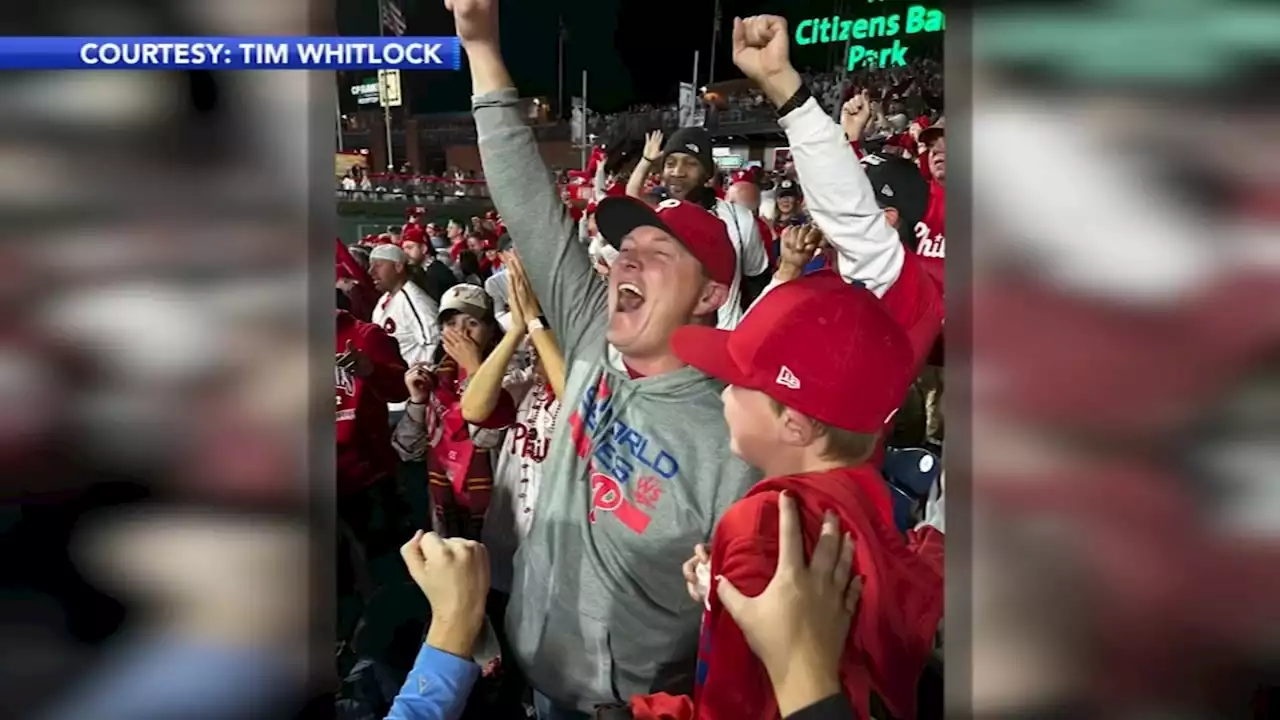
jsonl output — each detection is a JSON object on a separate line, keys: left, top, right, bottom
{"left": 425, "top": 356, "right": 494, "bottom": 539}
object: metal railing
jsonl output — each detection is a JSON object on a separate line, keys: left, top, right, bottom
{"left": 337, "top": 175, "right": 489, "bottom": 203}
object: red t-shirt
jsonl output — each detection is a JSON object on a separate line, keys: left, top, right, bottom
{"left": 631, "top": 467, "right": 944, "bottom": 720}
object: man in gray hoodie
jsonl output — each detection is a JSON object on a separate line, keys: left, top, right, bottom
{"left": 445, "top": 0, "right": 762, "bottom": 716}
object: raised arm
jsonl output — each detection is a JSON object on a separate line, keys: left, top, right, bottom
{"left": 506, "top": 251, "right": 567, "bottom": 401}
{"left": 452, "top": 0, "right": 606, "bottom": 356}
{"left": 459, "top": 321, "right": 524, "bottom": 425}
{"left": 732, "top": 16, "right": 903, "bottom": 298}
{"left": 626, "top": 130, "right": 664, "bottom": 198}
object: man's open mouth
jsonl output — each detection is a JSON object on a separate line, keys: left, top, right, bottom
{"left": 616, "top": 281, "right": 645, "bottom": 312}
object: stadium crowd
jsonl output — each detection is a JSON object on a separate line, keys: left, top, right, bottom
{"left": 333, "top": 4, "right": 945, "bottom": 720}
{"left": 335, "top": 54, "right": 941, "bottom": 206}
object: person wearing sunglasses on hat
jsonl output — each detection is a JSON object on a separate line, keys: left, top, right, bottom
{"left": 450, "top": 0, "right": 764, "bottom": 716}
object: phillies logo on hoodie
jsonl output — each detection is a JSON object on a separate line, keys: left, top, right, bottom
{"left": 566, "top": 374, "right": 680, "bottom": 535}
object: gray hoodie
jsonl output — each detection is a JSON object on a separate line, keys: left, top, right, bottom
{"left": 473, "top": 88, "right": 761, "bottom": 712}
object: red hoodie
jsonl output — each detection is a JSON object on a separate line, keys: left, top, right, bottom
{"left": 632, "top": 467, "right": 943, "bottom": 720}
{"left": 913, "top": 177, "right": 945, "bottom": 293}
{"left": 336, "top": 239, "right": 379, "bottom": 321}
{"left": 336, "top": 310, "right": 409, "bottom": 496}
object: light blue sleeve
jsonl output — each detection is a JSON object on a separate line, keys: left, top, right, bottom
{"left": 384, "top": 642, "right": 481, "bottom": 720}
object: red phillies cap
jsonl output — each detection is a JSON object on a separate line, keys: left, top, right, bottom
{"left": 672, "top": 273, "right": 915, "bottom": 434}
{"left": 596, "top": 196, "right": 737, "bottom": 285}
{"left": 399, "top": 225, "right": 425, "bottom": 246}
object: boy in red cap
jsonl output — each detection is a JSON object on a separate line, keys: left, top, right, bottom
{"left": 628, "top": 272, "right": 943, "bottom": 720}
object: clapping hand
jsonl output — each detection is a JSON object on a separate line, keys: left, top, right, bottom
{"left": 505, "top": 251, "right": 543, "bottom": 330}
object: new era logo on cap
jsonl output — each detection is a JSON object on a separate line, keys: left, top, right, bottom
{"left": 776, "top": 365, "right": 801, "bottom": 390}
{"left": 882, "top": 184, "right": 894, "bottom": 197}
{"left": 670, "top": 272, "right": 916, "bottom": 435}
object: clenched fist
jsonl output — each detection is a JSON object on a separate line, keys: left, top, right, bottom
{"left": 443, "top": 0, "right": 499, "bottom": 48}
{"left": 401, "top": 530, "right": 491, "bottom": 658}
{"left": 732, "top": 15, "right": 788, "bottom": 96}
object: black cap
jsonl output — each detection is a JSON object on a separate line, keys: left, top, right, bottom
{"left": 662, "top": 127, "right": 714, "bottom": 178}
{"left": 776, "top": 178, "right": 802, "bottom": 199}
{"left": 860, "top": 154, "right": 930, "bottom": 232}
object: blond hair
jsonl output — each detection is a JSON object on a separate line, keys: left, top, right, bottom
{"left": 769, "top": 398, "right": 877, "bottom": 466}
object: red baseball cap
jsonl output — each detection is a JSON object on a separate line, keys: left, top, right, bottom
{"left": 596, "top": 196, "right": 736, "bottom": 285}
{"left": 399, "top": 225, "right": 426, "bottom": 246}
{"left": 672, "top": 273, "right": 915, "bottom": 434}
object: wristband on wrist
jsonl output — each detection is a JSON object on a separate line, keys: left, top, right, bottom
{"left": 776, "top": 84, "right": 813, "bottom": 118}
{"left": 528, "top": 316, "right": 549, "bottom": 332}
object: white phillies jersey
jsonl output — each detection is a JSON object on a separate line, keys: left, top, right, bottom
{"left": 372, "top": 282, "right": 440, "bottom": 409}
{"left": 713, "top": 198, "right": 770, "bottom": 330}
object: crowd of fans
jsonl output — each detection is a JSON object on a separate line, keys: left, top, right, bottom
{"left": 340, "top": 164, "right": 492, "bottom": 202}
{"left": 333, "top": 5, "right": 945, "bottom": 720}
{"left": 336, "top": 53, "right": 941, "bottom": 208}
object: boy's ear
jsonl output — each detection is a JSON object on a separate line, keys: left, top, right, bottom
{"left": 778, "top": 406, "right": 821, "bottom": 448}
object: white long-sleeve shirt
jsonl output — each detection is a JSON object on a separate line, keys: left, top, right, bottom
{"left": 781, "top": 97, "right": 905, "bottom": 297}
{"left": 758, "top": 97, "right": 944, "bottom": 370}
{"left": 372, "top": 281, "right": 440, "bottom": 409}
{"left": 714, "top": 198, "right": 770, "bottom": 329}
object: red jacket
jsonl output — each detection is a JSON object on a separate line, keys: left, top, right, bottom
{"left": 632, "top": 467, "right": 943, "bottom": 720}
{"left": 336, "top": 310, "right": 409, "bottom": 496}
{"left": 336, "top": 239, "right": 379, "bottom": 321}
{"left": 914, "top": 179, "right": 945, "bottom": 292}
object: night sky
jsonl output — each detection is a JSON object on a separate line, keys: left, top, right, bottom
{"left": 338, "top": 0, "right": 943, "bottom": 114}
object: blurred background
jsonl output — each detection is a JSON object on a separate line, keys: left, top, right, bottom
{"left": 0, "top": 0, "right": 323, "bottom": 718}
{"left": 966, "top": 0, "right": 1279, "bottom": 717}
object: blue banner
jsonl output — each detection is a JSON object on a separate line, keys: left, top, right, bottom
{"left": 0, "top": 37, "right": 462, "bottom": 70}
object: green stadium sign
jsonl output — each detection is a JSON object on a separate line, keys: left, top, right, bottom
{"left": 794, "top": 4, "right": 944, "bottom": 69}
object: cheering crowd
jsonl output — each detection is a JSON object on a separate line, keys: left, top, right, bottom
{"left": 334, "top": 3, "right": 946, "bottom": 720}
